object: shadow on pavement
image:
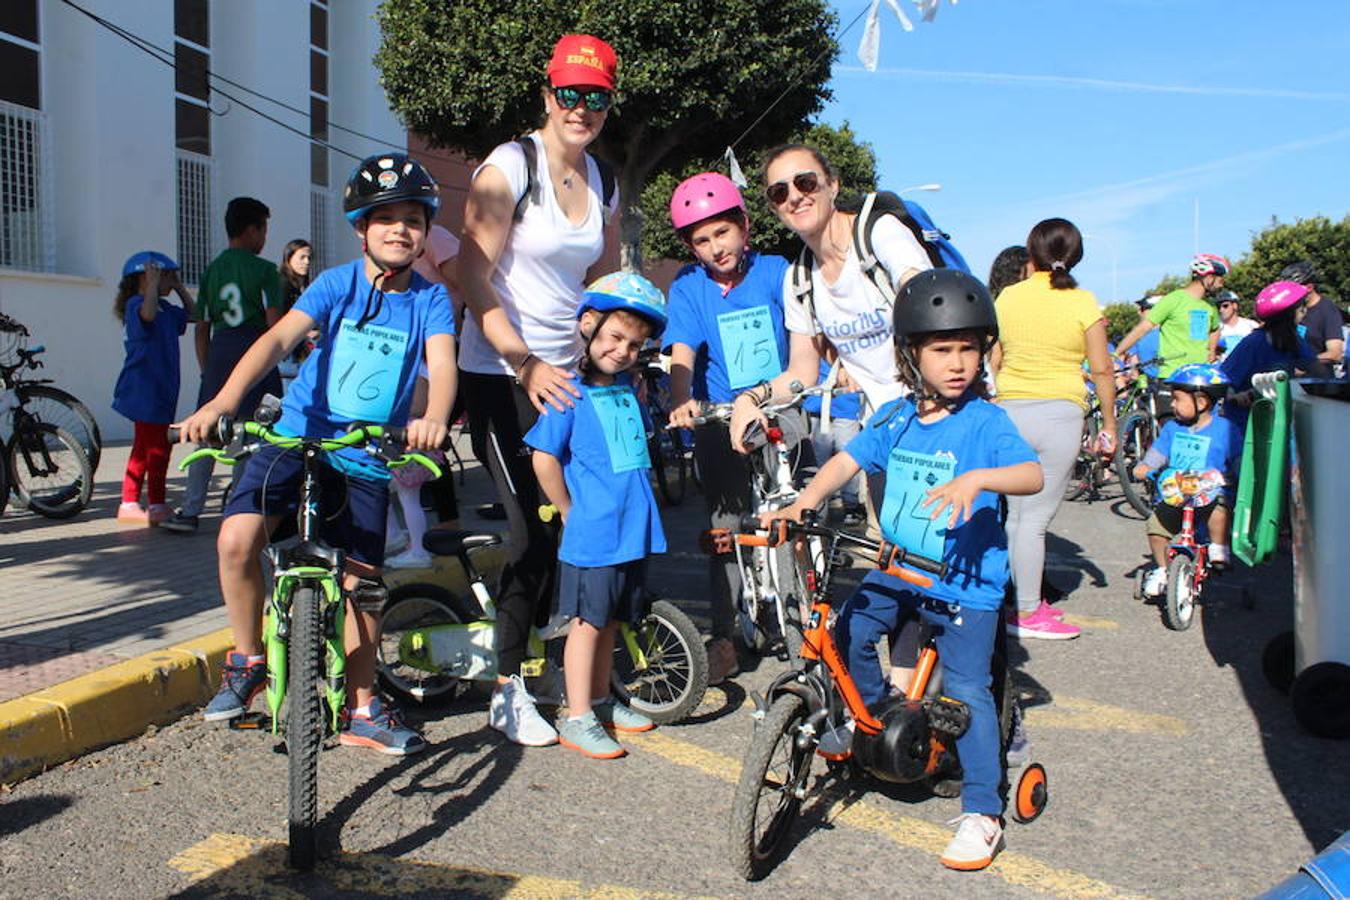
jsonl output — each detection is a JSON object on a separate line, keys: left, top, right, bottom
{"left": 1044, "top": 532, "right": 1107, "bottom": 594}
{"left": 0, "top": 793, "right": 75, "bottom": 836}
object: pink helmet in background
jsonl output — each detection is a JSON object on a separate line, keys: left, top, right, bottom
{"left": 670, "top": 172, "right": 746, "bottom": 232}
{"left": 1190, "top": 253, "right": 1231, "bottom": 278}
{"left": 1254, "top": 280, "right": 1309, "bottom": 319}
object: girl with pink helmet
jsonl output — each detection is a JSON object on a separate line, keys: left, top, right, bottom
{"left": 663, "top": 171, "right": 793, "bottom": 684}
{"left": 1219, "top": 279, "right": 1327, "bottom": 429}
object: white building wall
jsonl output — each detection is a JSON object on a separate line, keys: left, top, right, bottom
{"left": 0, "top": 0, "right": 403, "bottom": 444}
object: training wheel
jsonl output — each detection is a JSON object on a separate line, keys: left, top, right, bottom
{"left": 1012, "top": 763, "right": 1048, "bottom": 823}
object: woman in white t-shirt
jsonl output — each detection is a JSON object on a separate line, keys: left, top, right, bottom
{"left": 728, "top": 143, "right": 932, "bottom": 448}
{"left": 456, "top": 33, "right": 619, "bottom": 747}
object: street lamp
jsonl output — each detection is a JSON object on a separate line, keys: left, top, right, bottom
{"left": 1083, "top": 232, "right": 1119, "bottom": 304}
{"left": 899, "top": 183, "right": 942, "bottom": 195}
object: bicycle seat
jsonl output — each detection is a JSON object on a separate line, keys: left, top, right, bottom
{"left": 422, "top": 530, "right": 503, "bottom": 558}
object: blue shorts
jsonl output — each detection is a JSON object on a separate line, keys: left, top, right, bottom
{"left": 557, "top": 559, "right": 648, "bottom": 628}
{"left": 222, "top": 443, "right": 390, "bottom": 566}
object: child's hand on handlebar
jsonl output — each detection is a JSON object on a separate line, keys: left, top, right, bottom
{"left": 667, "top": 397, "right": 703, "bottom": 431}
{"left": 729, "top": 394, "right": 768, "bottom": 455}
{"left": 922, "top": 471, "right": 983, "bottom": 528}
{"left": 758, "top": 501, "right": 808, "bottom": 531}
{"left": 172, "top": 401, "right": 233, "bottom": 445}
{"left": 403, "top": 417, "right": 448, "bottom": 453}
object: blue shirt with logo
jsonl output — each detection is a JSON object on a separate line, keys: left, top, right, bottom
{"left": 278, "top": 260, "right": 455, "bottom": 478}
{"left": 524, "top": 377, "right": 667, "bottom": 567}
{"left": 844, "top": 396, "right": 1036, "bottom": 611}
{"left": 1151, "top": 415, "right": 1242, "bottom": 491}
{"left": 112, "top": 295, "right": 188, "bottom": 424}
{"left": 663, "top": 252, "right": 791, "bottom": 403}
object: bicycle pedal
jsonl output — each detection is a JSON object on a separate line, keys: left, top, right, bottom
{"left": 228, "top": 712, "right": 272, "bottom": 731}
{"left": 699, "top": 529, "right": 734, "bottom": 556}
{"left": 927, "top": 696, "right": 971, "bottom": 737}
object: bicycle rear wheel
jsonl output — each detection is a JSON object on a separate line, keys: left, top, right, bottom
{"left": 611, "top": 599, "right": 709, "bottom": 725}
{"left": 16, "top": 386, "right": 102, "bottom": 474}
{"left": 1115, "top": 411, "right": 1157, "bottom": 516}
{"left": 287, "top": 585, "right": 323, "bottom": 870}
{"left": 9, "top": 424, "right": 92, "bottom": 519}
{"left": 728, "top": 694, "right": 812, "bottom": 880}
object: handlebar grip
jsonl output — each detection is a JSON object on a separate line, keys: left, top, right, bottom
{"left": 881, "top": 565, "right": 935, "bottom": 590}
{"left": 27, "top": 345, "right": 44, "bottom": 354}
{"left": 382, "top": 425, "right": 455, "bottom": 451}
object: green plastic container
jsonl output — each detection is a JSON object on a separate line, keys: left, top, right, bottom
{"left": 1232, "top": 371, "right": 1290, "bottom": 567}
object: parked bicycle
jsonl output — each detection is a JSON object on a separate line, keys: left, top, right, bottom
{"left": 1114, "top": 357, "right": 1170, "bottom": 516}
{"left": 638, "top": 346, "right": 694, "bottom": 506}
{"left": 0, "top": 316, "right": 103, "bottom": 474}
{"left": 1, "top": 344, "right": 95, "bottom": 519}
{"left": 727, "top": 512, "right": 1046, "bottom": 880}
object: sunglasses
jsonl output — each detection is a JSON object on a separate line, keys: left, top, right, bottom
{"left": 766, "top": 171, "right": 821, "bottom": 206}
{"left": 552, "top": 86, "right": 613, "bottom": 112}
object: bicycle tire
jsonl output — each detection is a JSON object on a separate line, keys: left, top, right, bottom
{"left": 15, "top": 385, "right": 102, "bottom": 474}
{"left": 728, "top": 694, "right": 812, "bottom": 881}
{"left": 1115, "top": 411, "right": 1158, "bottom": 517}
{"left": 773, "top": 542, "right": 807, "bottom": 661}
{"left": 377, "top": 584, "right": 478, "bottom": 705}
{"left": 9, "top": 424, "right": 93, "bottom": 519}
{"left": 610, "top": 598, "right": 709, "bottom": 725}
{"left": 1163, "top": 555, "right": 1196, "bottom": 631}
{"left": 287, "top": 584, "right": 323, "bottom": 870}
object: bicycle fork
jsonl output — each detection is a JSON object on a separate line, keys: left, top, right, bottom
{"left": 265, "top": 570, "right": 347, "bottom": 734}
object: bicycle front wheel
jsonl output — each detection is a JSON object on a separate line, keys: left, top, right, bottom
{"left": 9, "top": 424, "right": 92, "bottom": 519}
{"left": 287, "top": 585, "right": 324, "bottom": 870}
{"left": 611, "top": 599, "right": 709, "bottom": 725}
{"left": 773, "top": 542, "right": 809, "bottom": 661}
{"left": 728, "top": 694, "right": 812, "bottom": 881}
{"left": 1115, "top": 411, "right": 1157, "bottom": 516}
{"left": 16, "top": 386, "right": 102, "bottom": 474}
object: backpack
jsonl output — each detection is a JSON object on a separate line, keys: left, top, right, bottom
{"left": 789, "top": 190, "right": 970, "bottom": 327}
{"left": 513, "top": 137, "right": 617, "bottom": 222}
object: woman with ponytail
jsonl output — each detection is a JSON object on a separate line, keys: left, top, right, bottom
{"left": 990, "top": 218, "right": 1117, "bottom": 639}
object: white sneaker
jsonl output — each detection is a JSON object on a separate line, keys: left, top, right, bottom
{"left": 385, "top": 547, "right": 433, "bottom": 570}
{"left": 489, "top": 674, "right": 559, "bottom": 746}
{"left": 1142, "top": 566, "right": 1167, "bottom": 597}
{"left": 940, "top": 813, "right": 1004, "bottom": 871}
{"left": 1209, "top": 544, "right": 1229, "bottom": 566}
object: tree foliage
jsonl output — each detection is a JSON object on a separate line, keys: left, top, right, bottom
{"left": 375, "top": 0, "right": 838, "bottom": 267}
{"left": 1102, "top": 302, "right": 1140, "bottom": 344}
{"left": 1144, "top": 274, "right": 1188, "bottom": 299}
{"left": 1224, "top": 215, "right": 1350, "bottom": 305}
{"left": 638, "top": 121, "right": 879, "bottom": 264}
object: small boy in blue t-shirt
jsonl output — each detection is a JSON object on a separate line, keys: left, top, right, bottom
{"left": 1132, "top": 364, "right": 1241, "bottom": 596}
{"left": 526, "top": 273, "right": 669, "bottom": 760}
{"left": 768, "top": 271, "right": 1042, "bottom": 872}
{"left": 176, "top": 154, "right": 456, "bottom": 756}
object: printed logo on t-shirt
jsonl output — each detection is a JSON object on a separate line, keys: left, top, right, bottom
{"left": 1188, "top": 309, "right": 1209, "bottom": 341}
{"left": 881, "top": 448, "right": 956, "bottom": 561}
{"left": 822, "top": 306, "right": 891, "bottom": 357}
{"left": 1170, "top": 432, "right": 1210, "bottom": 472}
{"left": 589, "top": 385, "right": 650, "bottom": 473}
{"left": 327, "top": 318, "right": 410, "bottom": 423}
{"left": 717, "top": 305, "right": 781, "bottom": 389}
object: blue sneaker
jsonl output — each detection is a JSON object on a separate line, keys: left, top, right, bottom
{"left": 203, "top": 652, "right": 267, "bottom": 722}
{"left": 339, "top": 697, "right": 426, "bottom": 756}
{"left": 592, "top": 698, "right": 654, "bottom": 733}
{"left": 557, "top": 711, "right": 625, "bottom": 759}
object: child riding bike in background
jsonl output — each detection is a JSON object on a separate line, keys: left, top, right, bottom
{"left": 1132, "top": 364, "right": 1240, "bottom": 596}
{"left": 526, "top": 272, "right": 669, "bottom": 759}
{"left": 662, "top": 172, "right": 791, "bottom": 685}
{"left": 175, "top": 153, "right": 456, "bottom": 756}
{"left": 764, "top": 270, "right": 1043, "bottom": 871}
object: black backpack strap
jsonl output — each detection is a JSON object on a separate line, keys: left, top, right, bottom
{"left": 595, "top": 156, "right": 616, "bottom": 211}
{"left": 790, "top": 245, "right": 817, "bottom": 331}
{"left": 512, "top": 137, "right": 541, "bottom": 222}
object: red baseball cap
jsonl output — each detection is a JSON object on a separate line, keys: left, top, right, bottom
{"left": 547, "top": 34, "right": 617, "bottom": 90}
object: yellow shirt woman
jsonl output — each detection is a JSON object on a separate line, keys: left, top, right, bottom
{"left": 994, "top": 271, "right": 1104, "bottom": 411}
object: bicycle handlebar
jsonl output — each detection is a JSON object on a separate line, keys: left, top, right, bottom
{"left": 672, "top": 382, "right": 849, "bottom": 429}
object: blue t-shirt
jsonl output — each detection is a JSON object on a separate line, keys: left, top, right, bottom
{"left": 1148, "top": 416, "right": 1242, "bottom": 504}
{"left": 662, "top": 252, "right": 791, "bottom": 403}
{"left": 278, "top": 260, "right": 455, "bottom": 478}
{"left": 524, "top": 378, "right": 667, "bottom": 567}
{"left": 1135, "top": 328, "right": 1162, "bottom": 378}
{"left": 802, "top": 359, "right": 861, "bottom": 420}
{"left": 844, "top": 396, "right": 1036, "bottom": 611}
{"left": 112, "top": 295, "right": 188, "bottom": 424}
{"left": 1218, "top": 329, "right": 1317, "bottom": 430}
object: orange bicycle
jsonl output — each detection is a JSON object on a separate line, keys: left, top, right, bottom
{"left": 727, "top": 511, "right": 1047, "bottom": 880}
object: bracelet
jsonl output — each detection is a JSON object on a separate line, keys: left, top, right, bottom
{"left": 512, "top": 352, "right": 537, "bottom": 385}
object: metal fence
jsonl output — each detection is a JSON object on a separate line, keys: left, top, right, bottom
{"left": 176, "top": 149, "right": 216, "bottom": 285}
{"left": 309, "top": 185, "right": 335, "bottom": 274}
{"left": 0, "top": 100, "right": 54, "bottom": 273}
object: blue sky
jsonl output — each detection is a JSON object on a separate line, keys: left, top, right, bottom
{"left": 818, "top": 0, "right": 1350, "bottom": 304}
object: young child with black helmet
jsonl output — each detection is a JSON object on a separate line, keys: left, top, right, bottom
{"left": 766, "top": 269, "right": 1044, "bottom": 871}
{"left": 175, "top": 153, "right": 456, "bottom": 756}
{"left": 525, "top": 272, "right": 669, "bottom": 760}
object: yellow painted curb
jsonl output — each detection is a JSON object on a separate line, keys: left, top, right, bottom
{"left": 0, "top": 627, "right": 233, "bottom": 784}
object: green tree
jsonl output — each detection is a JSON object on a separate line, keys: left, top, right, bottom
{"left": 1145, "top": 274, "right": 1188, "bottom": 298}
{"left": 1102, "top": 302, "right": 1140, "bottom": 343}
{"left": 375, "top": 0, "right": 838, "bottom": 269}
{"left": 638, "top": 120, "right": 879, "bottom": 264}
{"left": 1226, "top": 215, "right": 1350, "bottom": 304}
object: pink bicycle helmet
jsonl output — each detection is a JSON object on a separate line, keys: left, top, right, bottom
{"left": 1190, "top": 253, "right": 1231, "bottom": 278}
{"left": 1254, "top": 280, "right": 1309, "bottom": 319}
{"left": 670, "top": 172, "right": 746, "bottom": 232}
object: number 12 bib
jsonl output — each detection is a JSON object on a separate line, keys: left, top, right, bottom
{"left": 589, "top": 385, "right": 650, "bottom": 473}
{"left": 717, "top": 306, "right": 781, "bottom": 390}
{"left": 880, "top": 448, "right": 956, "bottom": 561}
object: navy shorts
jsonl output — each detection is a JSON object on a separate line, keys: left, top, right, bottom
{"left": 557, "top": 559, "right": 648, "bottom": 628}
{"left": 222, "top": 444, "right": 390, "bottom": 566}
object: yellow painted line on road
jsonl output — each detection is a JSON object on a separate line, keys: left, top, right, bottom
{"left": 629, "top": 731, "right": 1146, "bottom": 900}
{"left": 1025, "top": 696, "right": 1188, "bottom": 737}
{"left": 169, "top": 832, "right": 714, "bottom": 899}
{"left": 1060, "top": 613, "right": 1119, "bottom": 630}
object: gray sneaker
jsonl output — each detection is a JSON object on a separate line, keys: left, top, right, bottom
{"left": 160, "top": 510, "right": 199, "bottom": 533}
{"left": 557, "top": 711, "right": 625, "bottom": 759}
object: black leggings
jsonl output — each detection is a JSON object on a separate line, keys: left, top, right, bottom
{"left": 461, "top": 370, "right": 556, "bottom": 677}
{"left": 424, "top": 391, "right": 465, "bottom": 523}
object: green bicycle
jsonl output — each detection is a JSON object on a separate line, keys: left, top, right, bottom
{"left": 182, "top": 413, "right": 441, "bottom": 871}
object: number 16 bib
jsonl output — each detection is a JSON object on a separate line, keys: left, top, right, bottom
{"left": 880, "top": 448, "right": 956, "bottom": 561}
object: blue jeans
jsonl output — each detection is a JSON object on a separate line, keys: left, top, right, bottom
{"left": 835, "top": 571, "right": 1002, "bottom": 816}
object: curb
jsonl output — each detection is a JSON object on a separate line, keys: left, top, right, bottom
{"left": 0, "top": 628, "right": 233, "bottom": 784}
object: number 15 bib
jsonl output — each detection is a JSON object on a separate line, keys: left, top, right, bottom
{"left": 717, "top": 306, "right": 782, "bottom": 390}
{"left": 589, "top": 385, "right": 650, "bottom": 473}
{"left": 880, "top": 448, "right": 956, "bottom": 561}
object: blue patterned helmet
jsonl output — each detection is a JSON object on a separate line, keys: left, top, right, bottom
{"left": 578, "top": 271, "right": 668, "bottom": 339}
{"left": 121, "top": 251, "right": 180, "bottom": 278}
{"left": 1166, "top": 363, "right": 1231, "bottom": 396}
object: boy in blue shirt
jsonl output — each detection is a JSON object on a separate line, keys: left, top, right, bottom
{"left": 1133, "top": 364, "right": 1241, "bottom": 596}
{"left": 663, "top": 172, "right": 791, "bottom": 683}
{"left": 767, "top": 270, "right": 1043, "bottom": 871}
{"left": 526, "top": 273, "right": 669, "bottom": 759}
{"left": 176, "top": 154, "right": 456, "bottom": 755}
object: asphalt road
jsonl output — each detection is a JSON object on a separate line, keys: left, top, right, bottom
{"left": 2, "top": 474, "right": 1347, "bottom": 899}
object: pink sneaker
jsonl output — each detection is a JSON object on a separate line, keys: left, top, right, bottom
{"left": 1037, "top": 599, "right": 1066, "bottom": 620}
{"left": 1007, "top": 605, "right": 1080, "bottom": 640}
{"left": 116, "top": 501, "right": 149, "bottom": 526}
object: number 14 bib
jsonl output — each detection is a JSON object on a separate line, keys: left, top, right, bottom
{"left": 880, "top": 448, "right": 956, "bottom": 561}
{"left": 588, "top": 385, "right": 650, "bottom": 473}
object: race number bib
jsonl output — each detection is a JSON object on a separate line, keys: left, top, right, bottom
{"left": 717, "top": 306, "right": 781, "bottom": 390}
{"left": 589, "top": 385, "right": 650, "bottom": 473}
{"left": 327, "top": 319, "right": 410, "bottom": 423}
{"left": 880, "top": 448, "right": 956, "bottom": 561}
{"left": 1188, "top": 309, "right": 1209, "bottom": 341}
{"left": 1170, "top": 432, "right": 1211, "bottom": 472}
